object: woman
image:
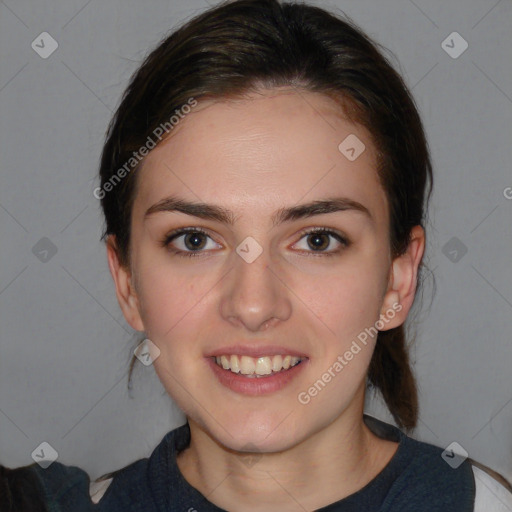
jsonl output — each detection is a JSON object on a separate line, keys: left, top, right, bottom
{"left": 1, "top": 0, "right": 511, "bottom": 510}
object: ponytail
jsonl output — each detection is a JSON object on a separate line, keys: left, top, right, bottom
{"left": 368, "top": 325, "right": 418, "bottom": 431}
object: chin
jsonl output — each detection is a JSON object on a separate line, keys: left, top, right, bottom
{"left": 226, "top": 432, "right": 300, "bottom": 455}
{"left": 205, "top": 412, "right": 306, "bottom": 453}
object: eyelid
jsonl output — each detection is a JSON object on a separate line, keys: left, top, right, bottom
{"left": 161, "top": 225, "right": 350, "bottom": 257}
{"left": 291, "top": 226, "right": 350, "bottom": 254}
{"left": 162, "top": 226, "right": 221, "bottom": 249}
{"left": 294, "top": 226, "right": 349, "bottom": 243}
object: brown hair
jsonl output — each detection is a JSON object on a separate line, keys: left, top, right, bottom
{"left": 98, "top": 0, "right": 433, "bottom": 431}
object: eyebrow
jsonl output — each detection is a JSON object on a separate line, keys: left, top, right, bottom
{"left": 144, "top": 195, "right": 372, "bottom": 226}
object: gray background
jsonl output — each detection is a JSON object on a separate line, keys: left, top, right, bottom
{"left": 1, "top": 0, "right": 511, "bottom": 484}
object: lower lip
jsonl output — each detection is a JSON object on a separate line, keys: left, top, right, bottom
{"left": 206, "top": 357, "right": 308, "bottom": 396}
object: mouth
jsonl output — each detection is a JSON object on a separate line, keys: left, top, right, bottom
{"left": 213, "top": 354, "right": 305, "bottom": 378}
{"left": 207, "top": 352, "right": 309, "bottom": 395}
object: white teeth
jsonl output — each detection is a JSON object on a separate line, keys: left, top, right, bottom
{"left": 272, "top": 355, "right": 283, "bottom": 372}
{"left": 255, "top": 357, "right": 272, "bottom": 375}
{"left": 240, "top": 355, "right": 256, "bottom": 375}
{"left": 230, "top": 355, "right": 240, "bottom": 373}
{"left": 214, "top": 354, "right": 303, "bottom": 375}
{"left": 220, "top": 355, "right": 230, "bottom": 370}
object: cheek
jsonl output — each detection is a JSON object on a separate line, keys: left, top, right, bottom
{"left": 293, "top": 267, "right": 384, "bottom": 410}
{"left": 138, "top": 267, "right": 215, "bottom": 406}
{"left": 291, "top": 258, "right": 386, "bottom": 346}
{"left": 135, "top": 262, "right": 214, "bottom": 346}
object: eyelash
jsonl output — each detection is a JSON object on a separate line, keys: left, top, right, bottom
{"left": 160, "top": 226, "right": 350, "bottom": 258}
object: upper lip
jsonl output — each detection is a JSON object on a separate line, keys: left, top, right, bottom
{"left": 205, "top": 345, "right": 308, "bottom": 359}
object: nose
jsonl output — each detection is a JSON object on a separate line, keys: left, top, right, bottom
{"left": 219, "top": 243, "right": 292, "bottom": 332}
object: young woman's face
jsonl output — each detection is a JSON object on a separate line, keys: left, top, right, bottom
{"left": 114, "top": 89, "right": 409, "bottom": 452}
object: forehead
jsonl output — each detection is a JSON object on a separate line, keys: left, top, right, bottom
{"left": 133, "top": 89, "right": 388, "bottom": 225}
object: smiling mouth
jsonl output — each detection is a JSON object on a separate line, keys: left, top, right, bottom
{"left": 214, "top": 354, "right": 305, "bottom": 378}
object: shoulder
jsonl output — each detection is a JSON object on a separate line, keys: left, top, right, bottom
{"left": 472, "top": 463, "right": 512, "bottom": 512}
{"left": 1, "top": 426, "right": 185, "bottom": 511}
{"left": 89, "top": 457, "right": 157, "bottom": 510}
{"left": 379, "top": 425, "right": 512, "bottom": 512}
{"left": 0, "top": 461, "right": 93, "bottom": 511}
{"left": 380, "top": 433, "right": 476, "bottom": 511}
{"left": 0, "top": 456, "right": 152, "bottom": 511}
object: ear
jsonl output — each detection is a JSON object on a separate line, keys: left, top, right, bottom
{"left": 379, "top": 225, "right": 425, "bottom": 330}
{"left": 106, "top": 235, "right": 145, "bottom": 332}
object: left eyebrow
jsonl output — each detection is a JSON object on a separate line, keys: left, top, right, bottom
{"left": 144, "top": 195, "right": 373, "bottom": 226}
{"left": 273, "top": 197, "right": 373, "bottom": 225}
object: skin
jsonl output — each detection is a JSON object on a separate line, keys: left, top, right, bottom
{"left": 107, "top": 88, "right": 425, "bottom": 511}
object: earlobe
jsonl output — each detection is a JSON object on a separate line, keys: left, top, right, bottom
{"left": 106, "top": 235, "right": 145, "bottom": 332}
{"left": 379, "top": 225, "right": 425, "bottom": 331}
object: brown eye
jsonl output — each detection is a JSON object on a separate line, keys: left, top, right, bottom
{"left": 182, "top": 232, "right": 208, "bottom": 251}
{"left": 292, "top": 228, "right": 349, "bottom": 256}
{"left": 307, "top": 232, "right": 330, "bottom": 251}
{"left": 162, "top": 228, "right": 221, "bottom": 257}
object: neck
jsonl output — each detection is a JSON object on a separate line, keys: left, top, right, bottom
{"left": 176, "top": 394, "right": 399, "bottom": 511}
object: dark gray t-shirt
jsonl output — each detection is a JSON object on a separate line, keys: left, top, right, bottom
{"left": 9, "top": 414, "right": 477, "bottom": 511}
